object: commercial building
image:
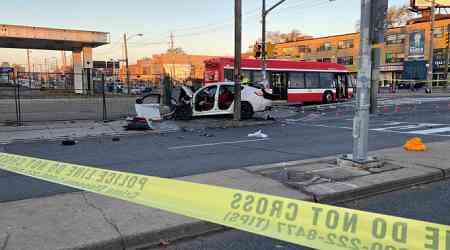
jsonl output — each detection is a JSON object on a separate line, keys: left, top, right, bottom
{"left": 272, "top": 13, "right": 450, "bottom": 86}
{"left": 120, "top": 50, "right": 215, "bottom": 85}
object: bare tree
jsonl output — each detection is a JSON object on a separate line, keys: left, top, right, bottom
{"left": 259, "top": 29, "right": 305, "bottom": 44}
{"left": 354, "top": 4, "right": 415, "bottom": 31}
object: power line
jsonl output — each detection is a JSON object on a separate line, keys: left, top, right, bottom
{"left": 99, "top": 0, "right": 338, "bottom": 52}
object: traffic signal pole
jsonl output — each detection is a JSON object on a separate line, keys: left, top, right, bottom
{"left": 427, "top": 0, "right": 436, "bottom": 93}
{"left": 369, "top": 0, "right": 388, "bottom": 114}
{"left": 234, "top": 0, "right": 242, "bottom": 121}
{"left": 261, "top": 0, "right": 267, "bottom": 87}
{"left": 261, "top": 0, "right": 287, "bottom": 88}
{"left": 444, "top": 25, "right": 450, "bottom": 82}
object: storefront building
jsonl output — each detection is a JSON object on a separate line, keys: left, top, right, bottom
{"left": 272, "top": 13, "right": 450, "bottom": 86}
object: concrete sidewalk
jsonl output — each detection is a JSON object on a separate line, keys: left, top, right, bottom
{"left": 0, "top": 140, "right": 449, "bottom": 250}
{"left": 0, "top": 120, "right": 180, "bottom": 144}
{"left": 0, "top": 113, "right": 281, "bottom": 145}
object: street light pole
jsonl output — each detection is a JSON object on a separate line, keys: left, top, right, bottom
{"left": 427, "top": 0, "right": 436, "bottom": 93}
{"left": 123, "top": 33, "right": 130, "bottom": 95}
{"left": 27, "top": 49, "right": 32, "bottom": 88}
{"left": 123, "top": 33, "right": 143, "bottom": 95}
{"left": 234, "top": 0, "right": 242, "bottom": 121}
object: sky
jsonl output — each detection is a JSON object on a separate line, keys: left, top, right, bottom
{"left": 0, "top": 0, "right": 406, "bottom": 67}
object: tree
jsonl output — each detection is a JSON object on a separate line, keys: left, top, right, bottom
{"left": 260, "top": 29, "right": 305, "bottom": 44}
{"left": 386, "top": 4, "right": 414, "bottom": 28}
{"left": 354, "top": 4, "right": 415, "bottom": 31}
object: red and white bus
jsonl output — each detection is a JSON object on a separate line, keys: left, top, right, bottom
{"left": 204, "top": 57, "right": 354, "bottom": 104}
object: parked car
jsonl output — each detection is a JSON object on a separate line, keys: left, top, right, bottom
{"left": 171, "top": 82, "right": 273, "bottom": 120}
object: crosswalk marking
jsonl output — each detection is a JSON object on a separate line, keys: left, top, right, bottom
{"left": 297, "top": 120, "right": 450, "bottom": 137}
{"left": 372, "top": 123, "right": 443, "bottom": 131}
{"left": 407, "top": 126, "right": 450, "bottom": 135}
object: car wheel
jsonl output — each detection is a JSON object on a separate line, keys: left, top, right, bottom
{"left": 174, "top": 104, "right": 193, "bottom": 120}
{"left": 241, "top": 101, "right": 254, "bottom": 119}
{"left": 322, "top": 91, "right": 333, "bottom": 104}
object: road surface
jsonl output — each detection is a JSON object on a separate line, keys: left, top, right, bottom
{"left": 2, "top": 99, "right": 450, "bottom": 202}
{"left": 161, "top": 180, "right": 450, "bottom": 250}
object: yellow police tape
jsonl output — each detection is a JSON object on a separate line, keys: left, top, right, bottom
{"left": 0, "top": 152, "right": 449, "bottom": 250}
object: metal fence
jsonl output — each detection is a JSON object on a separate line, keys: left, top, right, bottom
{"left": 1, "top": 72, "right": 160, "bottom": 126}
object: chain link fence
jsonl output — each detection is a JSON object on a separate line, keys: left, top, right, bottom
{"left": 0, "top": 71, "right": 160, "bottom": 126}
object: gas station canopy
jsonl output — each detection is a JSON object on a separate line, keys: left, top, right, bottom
{"left": 0, "top": 24, "right": 109, "bottom": 50}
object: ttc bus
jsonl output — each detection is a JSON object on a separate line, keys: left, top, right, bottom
{"left": 204, "top": 57, "right": 354, "bottom": 104}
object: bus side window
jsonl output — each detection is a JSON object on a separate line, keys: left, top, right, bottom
{"left": 252, "top": 70, "right": 263, "bottom": 83}
{"left": 288, "top": 72, "right": 305, "bottom": 89}
{"left": 347, "top": 75, "right": 354, "bottom": 88}
{"left": 319, "top": 72, "right": 335, "bottom": 89}
{"left": 305, "top": 72, "right": 320, "bottom": 89}
{"left": 224, "top": 69, "right": 233, "bottom": 82}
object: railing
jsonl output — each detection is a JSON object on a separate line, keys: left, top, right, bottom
{"left": 0, "top": 72, "right": 161, "bottom": 126}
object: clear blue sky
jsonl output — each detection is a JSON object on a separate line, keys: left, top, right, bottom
{"left": 0, "top": 0, "right": 406, "bottom": 66}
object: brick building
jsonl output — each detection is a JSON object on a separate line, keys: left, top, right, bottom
{"left": 272, "top": 13, "right": 450, "bottom": 85}
{"left": 121, "top": 50, "right": 215, "bottom": 85}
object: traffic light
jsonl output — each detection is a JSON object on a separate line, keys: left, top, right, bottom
{"left": 254, "top": 43, "right": 262, "bottom": 58}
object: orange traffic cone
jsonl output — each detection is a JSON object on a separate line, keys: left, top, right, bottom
{"left": 404, "top": 137, "right": 427, "bottom": 152}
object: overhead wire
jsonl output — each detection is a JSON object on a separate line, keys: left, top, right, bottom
{"left": 100, "top": 0, "right": 338, "bottom": 52}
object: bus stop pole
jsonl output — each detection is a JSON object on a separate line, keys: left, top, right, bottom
{"left": 234, "top": 0, "right": 242, "bottom": 121}
{"left": 352, "top": 0, "right": 372, "bottom": 162}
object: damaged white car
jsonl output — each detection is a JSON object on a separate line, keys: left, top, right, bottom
{"left": 172, "top": 82, "right": 273, "bottom": 120}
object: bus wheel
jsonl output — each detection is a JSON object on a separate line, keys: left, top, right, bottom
{"left": 241, "top": 101, "right": 254, "bottom": 119}
{"left": 322, "top": 91, "right": 333, "bottom": 104}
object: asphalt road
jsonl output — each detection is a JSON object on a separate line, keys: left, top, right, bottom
{"left": 160, "top": 180, "right": 450, "bottom": 250}
{"left": 1, "top": 100, "right": 450, "bottom": 202}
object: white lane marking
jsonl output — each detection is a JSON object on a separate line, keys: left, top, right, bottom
{"left": 371, "top": 123, "right": 443, "bottom": 131}
{"left": 295, "top": 123, "right": 450, "bottom": 137}
{"left": 407, "top": 126, "right": 450, "bottom": 135}
{"left": 381, "top": 122, "right": 407, "bottom": 126}
{"left": 168, "top": 138, "right": 270, "bottom": 150}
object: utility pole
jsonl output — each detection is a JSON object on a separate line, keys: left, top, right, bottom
{"left": 261, "top": 0, "right": 287, "bottom": 87}
{"left": 27, "top": 49, "right": 32, "bottom": 88}
{"left": 445, "top": 25, "right": 450, "bottom": 84}
{"left": 123, "top": 33, "right": 131, "bottom": 94}
{"left": 352, "top": 0, "right": 373, "bottom": 162}
{"left": 369, "top": 0, "right": 388, "bottom": 114}
{"left": 170, "top": 32, "right": 175, "bottom": 50}
{"left": 26, "top": 49, "right": 31, "bottom": 73}
{"left": 234, "top": 0, "right": 242, "bottom": 121}
{"left": 427, "top": 0, "right": 436, "bottom": 93}
{"left": 169, "top": 32, "right": 176, "bottom": 83}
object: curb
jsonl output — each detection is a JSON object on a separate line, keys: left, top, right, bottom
{"left": 105, "top": 163, "right": 446, "bottom": 250}
{"left": 67, "top": 221, "right": 225, "bottom": 250}
{"left": 318, "top": 168, "right": 445, "bottom": 204}
{"left": 117, "top": 167, "right": 446, "bottom": 250}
